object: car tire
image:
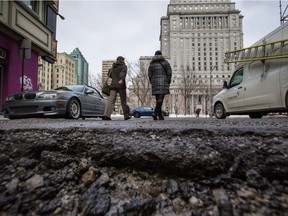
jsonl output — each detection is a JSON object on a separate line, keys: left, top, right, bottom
{"left": 66, "top": 98, "right": 81, "bottom": 119}
{"left": 214, "top": 103, "right": 226, "bottom": 119}
{"left": 133, "top": 112, "right": 141, "bottom": 118}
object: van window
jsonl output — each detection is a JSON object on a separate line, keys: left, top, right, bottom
{"left": 229, "top": 68, "right": 243, "bottom": 87}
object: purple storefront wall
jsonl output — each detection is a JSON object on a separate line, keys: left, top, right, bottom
{"left": 0, "top": 33, "right": 38, "bottom": 104}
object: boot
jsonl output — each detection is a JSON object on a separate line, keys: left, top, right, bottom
{"left": 152, "top": 113, "right": 157, "bottom": 120}
{"left": 158, "top": 112, "right": 164, "bottom": 120}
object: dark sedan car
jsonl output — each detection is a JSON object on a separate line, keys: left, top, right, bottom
{"left": 2, "top": 85, "right": 106, "bottom": 119}
{"left": 130, "top": 106, "right": 169, "bottom": 118}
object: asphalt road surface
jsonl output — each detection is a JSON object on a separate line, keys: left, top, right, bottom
{"left": 1, "top": 115, "right": 288, "bottom": 215}
{"left": 1, "top": 115, "right": 288, "bottom": 132}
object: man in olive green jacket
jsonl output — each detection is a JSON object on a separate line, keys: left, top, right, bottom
{"left": 103, "top": 56, "right": 130, "bottom": 120}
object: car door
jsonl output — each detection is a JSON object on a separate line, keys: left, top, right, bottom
{"left": 225, "top": 67, "right": 245, "bottom": 112}
{"left": 82, "top": 87, "right": 106, "bottom": 116}
{"left": 145, "top": 107, "right": 154, "bottom": 116}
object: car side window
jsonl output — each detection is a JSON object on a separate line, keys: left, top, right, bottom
{"left": 93, "top": 89, "right": 102, "bottom": 98}
{"left": 229, "top": 68, "right": 243, "bottom": 87}
{"left": 86, "top": 87, "right": 100, "bottom": 98}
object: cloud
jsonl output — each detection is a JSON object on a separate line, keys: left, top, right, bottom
{"left": 57, "top": 0, "right": 285, "bottom": 75}
{"left": 57, "top": 1, "right": 168, "bottom": 74}
{"left": 236, "top": 0, "right": 282, "bottom": 46}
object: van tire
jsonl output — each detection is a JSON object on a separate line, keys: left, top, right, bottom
{"left": 214, "top": 103, "right": 226, "bottom": 119}
{"left": 249, "top": 113, "right": 264, "bottom": 119}
{"left": 286, "top": 92, "right": 288, "bottom": 108}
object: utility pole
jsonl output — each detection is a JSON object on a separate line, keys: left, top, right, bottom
{"left": 280, "top": 0, "right": 288, "bottom": 25}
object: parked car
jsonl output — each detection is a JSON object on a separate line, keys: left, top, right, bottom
{"left": 2, "top": 85, "right": 106, "bottom": 119}
{"left": 130, "top": 106, "right": 169, "bottom": 118}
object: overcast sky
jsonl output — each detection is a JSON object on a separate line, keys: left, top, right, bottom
{"left": 56, "top": 0, "right": 286, "bottom": 75}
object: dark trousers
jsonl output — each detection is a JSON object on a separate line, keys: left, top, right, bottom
{"left": 154, "top": 94, "right": 165, "bottom": 117}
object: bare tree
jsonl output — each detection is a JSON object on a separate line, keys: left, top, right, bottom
{"left": 198, "top": 82, "right": 209, "bottom": 115}
{"left": 88, "top": 72, "right": 102, "bottom": 91}
{"left": 126, "top": 60, "right": 153, "bottom": 107}
{"left": 177, "top": 66, "right": 197, "bottom": 115}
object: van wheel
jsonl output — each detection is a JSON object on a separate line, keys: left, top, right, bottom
{"left": 8, "top": 116, "right": 18, "bottom": 120}
{"left": 286, "top": 92, "right": 288, "bottom": 108}
{"left": 249, "top": 113, "right": 264, "bottom": 119}
{"left": 214, "top": 103, "right": 226, "bottom": 119}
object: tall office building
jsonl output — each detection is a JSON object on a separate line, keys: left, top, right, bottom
{"left": 160, "top": 0, "right": 243, "bottom": 115}
{"left": 102, "top": 60, "right": 115, "bottom": 84}
{"left": 70, "top": 48, "right": 89, "bottom": 85}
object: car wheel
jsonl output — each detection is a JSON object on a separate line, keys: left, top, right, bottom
{"left": 66, "top": 98, "right": 81, "bottom": 119}
{"left": 134, "top": 112, "right": 141, "bottom": 118}
{"left": 214, "top": 103, "right": 226, "bottom": 119}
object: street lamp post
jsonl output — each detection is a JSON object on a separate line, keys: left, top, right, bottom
{"left": 57, "top": 13, "right": 65, "bottom": 20}
{"left": 209, "top": 66, "right": 217, "bottom": 117}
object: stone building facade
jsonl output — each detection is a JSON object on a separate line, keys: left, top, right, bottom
{"left": 52, "top": 53, "right": 77, "bottom": 89}
{"left": 160, "top": 0, "right": 243, "bottom": 115}
{"left": 37, "top": 53, "right": 77, "bottom": 90}
{"left": 0, "top": 0, "right": 62, "bottom": 109}
{"left": 38, "top": 57, "right": 53, "bottom": 90}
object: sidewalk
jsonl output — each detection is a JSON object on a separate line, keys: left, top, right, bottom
{"left": 0, "top": 113, "right": 7, "bottom": 120}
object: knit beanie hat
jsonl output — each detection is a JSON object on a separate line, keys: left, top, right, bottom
{"left": 155, "top": 50, "right": 162, "bottom": 55}
{"left": 117, "top": 56, "right": 125, "bottom": 61}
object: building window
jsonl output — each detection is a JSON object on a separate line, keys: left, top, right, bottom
{"left": 47, "top": 6, "right": 57, "bottom": 39}
{"left": 21, "top": 0, "right": 39, "bottom": 13}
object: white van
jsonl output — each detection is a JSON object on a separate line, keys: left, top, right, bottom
{"left": 213, "top": 23, "right": 288, "bottom": 119}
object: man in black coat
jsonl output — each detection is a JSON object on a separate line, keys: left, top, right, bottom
{"left": 148, "top": 50, "right": 172, "bottom": 120}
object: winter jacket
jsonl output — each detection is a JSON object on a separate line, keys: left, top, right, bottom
{"left": 109, "top": 62, "right": 127, "bottom": 90}
{"left": 148, "top": 55, "right": 172, "bottom": 95}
